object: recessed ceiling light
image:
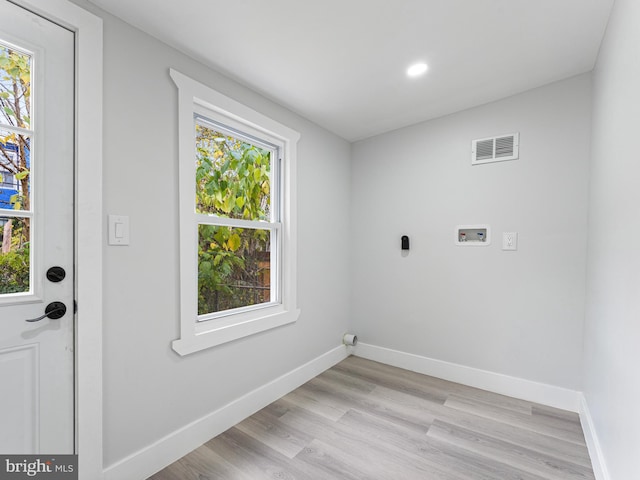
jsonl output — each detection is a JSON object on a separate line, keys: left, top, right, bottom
{"left": 407, "top": 62, "right": 428, "bottom": 77}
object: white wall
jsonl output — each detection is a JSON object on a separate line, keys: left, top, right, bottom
{"left": 351, "top": 75, "right": 592, "bottom": 390}
{"left": 583, "top": 0, "right": 640, "bottom": 477}
{"left": 70, "top": 1, "right": 351, "bottom": 470}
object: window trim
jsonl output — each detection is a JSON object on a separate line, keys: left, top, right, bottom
{"left": 170, "top": 69, "right": 300, "bottom": 355}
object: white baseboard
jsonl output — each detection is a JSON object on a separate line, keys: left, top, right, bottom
{"left": 354, "top": 343, "right": 581, "bottom": 412}
{"left": 579, "top": 394, "right": 610, "bottom": 480}
{"left": 103, "top": 345, "right": 349, "bottom": 480}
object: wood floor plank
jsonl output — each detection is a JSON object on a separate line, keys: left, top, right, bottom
{"left": 427, "top": 419, "right": 595, "bottom": 480}
{"left": 234, "top": 408, "right": 312, "bottom": 459}
{"left": 280, "top": 387, "right": 348, "bottom": 421}
{"left": 531, "top": 404, "right": 585, "bottom": 440}
{"left": 335, "top": 408, "right": 496, "bottom": 480}
{"left": 203, "top": 429, "right": 288, "bottom": 480}
{"left": 322, "top": 404, "right": 547, "bottom": 480}
{"left": 299, "top": 437, "right": 457, "bottom": 480}
{"left": 280, "top": 402, "right": 426, "bottom": 469}
{"left": 333, "top": 360, "right": 589, "bottom": 465}
{"left": 284, "top": 382, "right": 351, "bottom": 420}
{"left": 330, "top": 359, "right": 450, "bottom": 405}
{"left": 293, "top": 440, "right": 372, "bottom": 480}
{"left": 207, "top": 428, "right": 321, "bottom": 480}
{"left": 435, "top": 401, "right": 593, "bottom": 468}
{"left": 150, "top": 356, "right": 595, "bottom": 480}
{"left": 338, "top": 379, "right": 589, "bottom": 466}
{"left": 315, "top": 367, "right": 378, "bottom": 394}
{"left": 444, "top": 394, "right": 587, "bottom": 445}
{"left": 148, "top": 443, "right": 255, "bottom": 480}
{"left": 336, "top": 356, "right": 535, "bottom": 414}
{"left": 532, "top": 404, "right": 581, "bottom": 423}
{"left": 301, "top": 375, "right": 435, "bottom": 434}
{"left": 262, "top": 400, "right": 290, "bottom": 419}
{"left": 282, "top": 406, "right": 464, "bottom": 480}
{"left": 424, "top": 434, "right": 550, "bottom": 480}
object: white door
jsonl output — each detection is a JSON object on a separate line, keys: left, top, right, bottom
{"left": 0, "top": 0, "right": 75, "bottom": 454}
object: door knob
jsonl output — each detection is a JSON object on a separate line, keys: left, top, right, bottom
{"left": 25, "top": 302, "right": 67, "bottom": 322}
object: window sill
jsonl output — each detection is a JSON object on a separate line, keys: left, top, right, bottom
{"left": 172, "top": 306, "right": 300, "bottom": 356}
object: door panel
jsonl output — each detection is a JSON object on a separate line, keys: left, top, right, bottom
{"left": 0, "top": 0, "right": 74, "bottom": 454}
{"left": 0, "top": 344, "right": 37, "bottom": 453}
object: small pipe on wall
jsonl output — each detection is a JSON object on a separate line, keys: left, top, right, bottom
{"left": 343, "top": 333, "right": 358, "bottom": 346}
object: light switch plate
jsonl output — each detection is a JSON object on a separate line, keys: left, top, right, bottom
{"left": 502, "top": 232, "right": 517, "bottom": 251}
{"left": 108, "top": 214, "right": 130, "bottom": 246}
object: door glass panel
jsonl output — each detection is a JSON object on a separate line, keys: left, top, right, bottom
{"left": 0, "top": 129, "right": 30, "bottom": 211}
{"left": 0, "top": 216, "right": 30, "bottom": 294}
{"left": 0, "top": 43, "right": 31, "bottom": 129}
{"left": 0, "top": 41, "right": 32, "bottom": 296}
{"left": 198, "top": 225, "right": 271, "bottom": 315}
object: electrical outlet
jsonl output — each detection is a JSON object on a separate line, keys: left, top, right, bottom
{"left": 502, "top": 232, "right": 518, "bottom": 251}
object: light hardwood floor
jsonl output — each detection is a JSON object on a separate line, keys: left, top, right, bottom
{"left": 150, "top": 356, "right": 594, "bottom": 479}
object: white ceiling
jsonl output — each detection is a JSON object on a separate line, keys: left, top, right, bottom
{"left": 88, "top": 0, "right": 613, "bottom": 142}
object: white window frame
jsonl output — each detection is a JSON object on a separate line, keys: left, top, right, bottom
{"left": 194, "top": 113, "right": 281, "bottom": 321}
{"left": 170, "top": 69, "right": 300, "bottom": 355}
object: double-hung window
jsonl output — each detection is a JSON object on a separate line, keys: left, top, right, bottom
{"left": 171, "top": 70, "right": 300, "bottom": 355}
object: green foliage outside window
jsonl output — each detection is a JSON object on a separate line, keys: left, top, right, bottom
{"left": 0, "top": 45, "right": 31, "bottom": 294}
{"left": 0, "top": 230, "right": 29, "bottom": 294}
{"left": 195, "top": 124, "right": 273, "bottom": 315}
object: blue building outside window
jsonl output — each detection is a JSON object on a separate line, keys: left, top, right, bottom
{"left": 0, "top": 140, "right": 30, "bottom": 210}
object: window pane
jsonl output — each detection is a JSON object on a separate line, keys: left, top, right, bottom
{"left": 0, "top": 129, "right": 30, "bottom": 211}
{"left": 0, "top": 216, "right": 30, "bottom": 294}
{"left": 198, "top": 224, "right": 271, "bottom": 315}
{"left": 0, "top": 44, "right": 31, "bottom": 129}
{"left": 195, "top": 123, "right": 271, "bottom": 221}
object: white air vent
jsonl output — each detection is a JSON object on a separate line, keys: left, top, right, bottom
{"left": 471, "top": 133, "right": 519, "bottom": 165}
